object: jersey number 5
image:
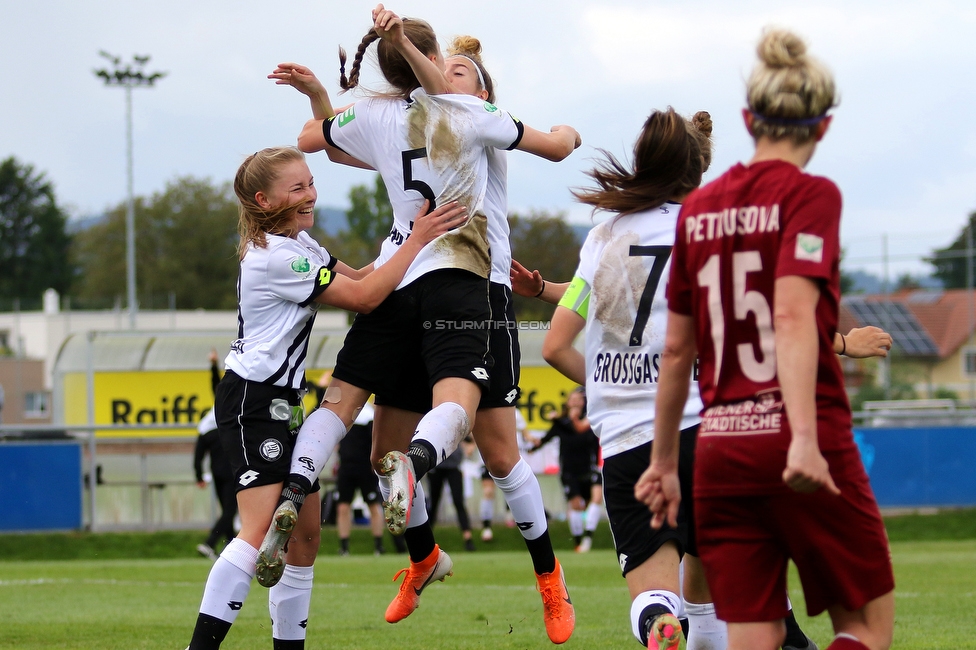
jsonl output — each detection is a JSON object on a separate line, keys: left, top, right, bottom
{"left": 402, "top": 148, "right": 436, "bottom": 213}
{"left": 628, "top": 245, "right": 672, "bottom": 347}
{"left": 697, "top": 251, "right": 776, "bottom": 384}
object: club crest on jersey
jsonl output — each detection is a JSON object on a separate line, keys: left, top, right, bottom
{"left": 259, "top": 438, "right": 283, "bottom": 462}
{"left": 269, "top": 398, "right": 291, "bottom": 421}
{"left": 483, "top": 101, "right": 498, "bottom": 113}
{"left": 337, "top": 106, "right": 356, "bottom": 127}
{"left": 291, "top": 257, "right": 311, "bottom": 274}
{"left": 795, "top": 233, "right": 824, "bottom": 263}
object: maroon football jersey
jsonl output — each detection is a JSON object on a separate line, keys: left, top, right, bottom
{"left": 668, "top": 159, "right": 852, "bottom": 452}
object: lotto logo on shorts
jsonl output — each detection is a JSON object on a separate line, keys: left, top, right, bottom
{"left": 260, "top": 438, "right": 283, "bottom": 462}
{"left": 239, "top": 470, "right": 260, "bottom": 486}
{"left": 269, "top": 399, "right": 291, "bottom": 421}
{"left": 471, "top": 367, "right": 489, "bottom": 381}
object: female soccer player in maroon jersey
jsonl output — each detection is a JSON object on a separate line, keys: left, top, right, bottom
{"left": 637, "top": 28, "right": 895, "bottom": 650}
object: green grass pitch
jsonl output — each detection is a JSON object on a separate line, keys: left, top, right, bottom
{"left": 1, "top": 540, "right": 975, "bottom": 649}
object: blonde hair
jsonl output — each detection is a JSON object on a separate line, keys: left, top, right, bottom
{"left": 447, "top": 35, "right": 495, "bottom": 103}
{"left": 234, "top": 146, "right": 306, "bottom": 259}
{"left": 746, "top": 28, "right": 837, "bottom": 144}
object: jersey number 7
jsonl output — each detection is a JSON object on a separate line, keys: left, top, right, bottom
{"left": 628, "top": 245, "right": 672, "bottom": 347}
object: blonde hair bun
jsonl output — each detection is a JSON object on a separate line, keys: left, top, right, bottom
{"left": 448, "top": 35, "right": 483, "bottom": 59}
{"left": 757, "top": 28, "right": 807, "bottom": 69}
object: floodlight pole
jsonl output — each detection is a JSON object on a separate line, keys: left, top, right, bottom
{"left": 94, "top": 53, "right": 166, "bottom": 329}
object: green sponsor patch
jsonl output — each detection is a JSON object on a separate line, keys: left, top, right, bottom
{"left": 291, "top": 257, "right": 311, "bottom": 274}
{"left": 337, "top": 106, "right": 356, "bottom": 127}
{"left": 483, "top": 102, "right": 498, "bottom": 113}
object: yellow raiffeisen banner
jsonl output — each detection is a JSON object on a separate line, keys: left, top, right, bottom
{"left": 62, "top": 367, "right": 578, "bottom": 438}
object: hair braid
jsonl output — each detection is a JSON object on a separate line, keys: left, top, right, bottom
{"left": 339, "top": 30, "right": 380, "bottom": 92}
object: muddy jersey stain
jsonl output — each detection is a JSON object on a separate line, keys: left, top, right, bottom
{"left": 592, "top": 228, "right": 648, "bottom": 348}
{"left": 407, "top": 100, "right": 428, "bottom": 151}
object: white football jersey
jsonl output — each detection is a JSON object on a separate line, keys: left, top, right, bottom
{"left": 325, "top": 89, "right": 522, "bottom": 288}
{"left": 225, "top": 231, "right": 336, "bottom": 389}
{"left": 566, "top": 205, "right": 702, "bottom": 458}
{"left": 485, "top": 147, "right": 512, "bottom": 286}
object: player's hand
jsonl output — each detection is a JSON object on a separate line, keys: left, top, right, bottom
{"left": 635, "top": 465, "right": 681, "bottom": 529}
{"left": 510, "top": 259, "right": 544, "bottom": 298}
{"left": 372, "top": 4, "right": 405, "bottom": 44}
{"left": 408, "top": 200, "right": 467, "bottom": 245}
{"left": 268, "top": 63, "right": 326, "bottom": 98}
{"left": 551, "top": 125, "right": 582, "bottom": 150}
{"left": 207, "top": 348, "right": 218, "bottom": 364}
{"left": 782, "top": 438, "right": 841, "bottom": 495}
{"left": 843, "top": 326, "right": 893, "bottom": 359}
{"left": 196, "top": 480, "right": 207, "bottom": 489}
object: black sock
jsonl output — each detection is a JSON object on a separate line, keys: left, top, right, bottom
{"left": 573, "top": 535, "right": 582, "bottom": 546}
{"left": 783, "top": 608, "right": 810, "bottom": 648}
{"left": 583, "top": 530, "right": 593, "bottom": 539}
{"left": 638, "top": 604, "right": 673, "bottom": 648}
{"left": 403, "top": 521, "right": 436, "bottom": 563}
{"left": 523, "top": 529, "right": 556, "bottom": 575}
{"left": 280, "top": 476, "right": 311, "bottom": 513}
{"left": 339, "top": 538, "right": 349, "bottom": 553}
{"left": 272, "top": 640, "right": 304, "bottom": 650}
{"left": 188, "top": 613, "right": 232, "bottom": 650}
{"left": 374, "top": 536, "right": 385, "bottom": 552}
{"left": 482, "top": 520, "right": 491, "bottom": 529}
{"left": 407, "top": 441, "right": 436, "bottom": 481}
{"left": 679, "top": 617, "right": 689, "bottom": 640}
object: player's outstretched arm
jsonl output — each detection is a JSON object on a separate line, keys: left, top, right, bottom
{"left": 510, "top": 260, "right": 568, "bottom": 304}
{"left": 517, "top": 125, "right": 581, "bottom": 162}
{"left": 316, "top": 201, "right": 466, "bottom": 313}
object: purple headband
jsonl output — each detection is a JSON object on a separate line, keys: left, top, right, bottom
{"left": 749, "top": 110, "right": 829, "bottom": 126}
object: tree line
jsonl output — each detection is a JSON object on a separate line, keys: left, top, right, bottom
{"left": 0, "top": 156, "right": 577, "bottom": 320}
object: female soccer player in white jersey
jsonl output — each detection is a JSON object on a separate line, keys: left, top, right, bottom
{"left": 184, "top": 146, "right": 465, "bottom": 650}
{"left": 264, "top": 9, "right": 580, "bottom": 641}
{"left": 637, "top": 29, "right": 895, "bottom": 650}
{"left": 539, "top": 108, "right": 716, "bottom": 650}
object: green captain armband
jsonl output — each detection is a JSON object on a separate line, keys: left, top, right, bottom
{"left": 558, "top": 274, "right": 590, "bottom": 320}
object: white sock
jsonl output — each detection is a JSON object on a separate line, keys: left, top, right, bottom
{"left": 568, "top": 509, "right": 585, "bottom": 538}
{"left": 492, "top": 459, "right": 548, "bottom": 540}
{"left": 630, "top": 590, "right": 681, "bottom": 645}
{"left": 684, "top": 600, "right": 728, "bottom": 650}
{"left": 269, "top": 564, "right": 314, "bottom": 641}
{"left": 289, "top": 408, "right": 347, "bottom": 487}
{"left": 480, "top": 497, "right": 495, "bottom": 524}
{"left": 199, "top": 538, "right": 257, "bottom": 622}
{"left": 377, "top": 470, "right": 429, "bottom": 528}
{"left": 412, "top": 402, "right": 468, "bottom": 470}
{"left": 407, "top": 479, "right": 428, "bottom": 528}
{"left": 584, "top": 501, "right": 601, "bottom": 532}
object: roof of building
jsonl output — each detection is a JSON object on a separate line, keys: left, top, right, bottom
{"left": 841, "top": 288, "right": 976, "bottom": 359}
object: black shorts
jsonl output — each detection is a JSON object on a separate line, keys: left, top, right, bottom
{"left": 215, "top": 371, "right": 319, "bottom": 495}
{"left": 375, "top": 281, "right": 518, "bottom": 414}
{"left": 561, "top": 471, "right": 595, "bottom": 501}
{"left": 336, "top": 465, "right": 381, "bottom": 504}
{"left": 360, "top": 269, "right": 492, "bottom": 413}
{"left": 479, "top": 282, "right": 521, "bottom": 409}
{"left": 602, "top": 425, "right": 698, "bottom": 576}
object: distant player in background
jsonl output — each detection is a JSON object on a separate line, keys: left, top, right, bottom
{"left": 425, "top": 442, "right": 477, "bottom": 552}
{"left": 194, "top": 350, "right": 236, "bottom": 560}
{"left": 529, "top": 389, "right": 600, "bottom": 553}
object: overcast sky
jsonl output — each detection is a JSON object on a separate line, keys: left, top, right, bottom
{"left": 3, "top": 0, "right": 975, "bottom": 279}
